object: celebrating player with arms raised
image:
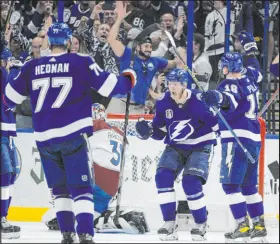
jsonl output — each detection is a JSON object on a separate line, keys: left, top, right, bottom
{"left": 201, "top": 52, "right": 267, "bottom": 243}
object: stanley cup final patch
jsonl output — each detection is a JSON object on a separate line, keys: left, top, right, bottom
{"left": 165, "top": 109, "right": 173, "bottom": 119}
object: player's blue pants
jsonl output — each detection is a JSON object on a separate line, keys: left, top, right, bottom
{"left": 157, "top": 144, "right": 214, "bottom": 183}
{"left": 156, "top": 144, "right": 214, "bottom": 223}
{"left": 1, "top": 136, "right": 19, "bottom": 176}
{"left": 220, "top": 141, "right": 261, "bottom": 185}
{"left": 37, "top": 135, "right": 94, "bottom": 188}
{"left": 220, "top": 141, "right": 264, "bottom": 221}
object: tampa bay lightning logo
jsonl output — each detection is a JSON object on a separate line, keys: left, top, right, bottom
{"left": 169, "top": 119, "right": 194, "bottom": 142}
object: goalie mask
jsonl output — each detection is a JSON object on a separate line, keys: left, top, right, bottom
{"left": 92, "top": 103, "right": 106, "bottom": 120}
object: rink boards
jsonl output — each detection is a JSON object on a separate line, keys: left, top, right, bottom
{"left": 7, "top": 131, "right": 279, "bottom": 232}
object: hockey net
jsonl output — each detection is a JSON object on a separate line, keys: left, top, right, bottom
{"left": 106, "top": 114, "right": 278, "bottom": 232}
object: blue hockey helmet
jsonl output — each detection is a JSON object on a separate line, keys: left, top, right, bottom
{"left": 219, "top": 52, "right": 243, "bottom": 73}
{"left": 166, "top": 68, "right": 188, "bottom": 85}
{"left": 0, "top": 48, "right": 12, "bottom": 61}
{"left": 235, "top": 31, "right": 258, "bottom": 53}
{"left": 48, "top": 22, "right": 72, "bottom": 46}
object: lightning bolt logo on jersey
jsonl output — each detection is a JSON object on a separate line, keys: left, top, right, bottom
{"left": 151, "top": 90, "right": 219, "bottom": 150}
{"left": 225, "top": 142, "right": 234, "bottom": 177}
{"left": 169, "top": 119, "right": 194, "bottom": 142}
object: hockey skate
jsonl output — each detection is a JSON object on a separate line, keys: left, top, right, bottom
{"left": 225, "top": 217, "right": 251, "bottom": 243}
{"left": 1, "top": 217, "right": 20, "bottom": 239}
{"left": 190, "top": 222, "right": 207, "bottom": 241}
{"left": 157, "top": 221, "right": 178, "bottom": 241}
{"left": 61, "top": 232, "right": 78, "bottom": 243}
{"left": 250, "top": 216, "right": 268, "bottom": 243}
{"left": 78, "top": 233, "right": 94, "bottom": 243}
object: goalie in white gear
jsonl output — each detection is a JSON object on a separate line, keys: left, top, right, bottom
{"left": 42, "top": 103, "right": 149, "bottom": 234}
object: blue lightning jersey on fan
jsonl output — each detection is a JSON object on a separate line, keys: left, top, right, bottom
{"left": 1, "top": 67, "right": 16, "bottom": 137}
{"left": 217, "top": 73, "right": 261, "bottom": 147}
{"left": 4, "top": 53, "right": 133, "bottom": 146}
{"left": 151, "top": 90, "right": 219, "bottom": 150}
{"left": 116, "top": 47, "right": 168, "bottom": 105}
{"left": 65, "top": 4, "right": 91, "bottom": 31}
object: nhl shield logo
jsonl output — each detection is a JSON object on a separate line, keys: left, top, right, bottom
{"left": 166, "top": 109, "right": 173, "bottom": 119}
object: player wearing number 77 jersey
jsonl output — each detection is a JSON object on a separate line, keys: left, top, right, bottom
{"left": 42, "top": 103, "right": 149, "bottom": 234}
{"left": 201, "top": 52, "right": 267, "bottom": 243}
{"left": 4, "top": 22, "right": 136, "bottom": 244}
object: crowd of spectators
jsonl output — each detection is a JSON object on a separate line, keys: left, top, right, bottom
{"left": 0, "top": 0, "right": 279, "bottom": 128}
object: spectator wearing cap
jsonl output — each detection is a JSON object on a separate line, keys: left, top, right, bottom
{"left": 107, "top": 1, "right": 176, "bottom": 114}
{"left": 192, "top": 33, "right": 212, "bottom": 91}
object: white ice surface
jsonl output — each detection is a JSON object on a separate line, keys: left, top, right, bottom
{"left": 1, "top": 222, "right": 279, "bottom": 243}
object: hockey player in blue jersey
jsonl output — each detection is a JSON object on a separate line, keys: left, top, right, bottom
{"left": 201, "top": 52, "right": 267, "bottom": 243}
{"left": 136, "top": 68, "right": 219, "bottom": 241}
{"left": 1, "top": 50, "right": 21, "bottom": 239}
{"left": 4, "top": 22, "right": 136, "bottom": 244}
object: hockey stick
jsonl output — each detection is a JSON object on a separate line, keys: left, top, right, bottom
{"left": 4, "top": 1, "right": 15, "bottom": 32}
{"left": 258, "top": 88, "right": 279, "bottom": 119}
{"left": 113, "top": 23, "right": 161, "bottom": 228}
{"left": 164, "top": 30, "right": 256, "bottom": 164}
{"left": 113, "top": 92, "right": 131, "bottom": 229}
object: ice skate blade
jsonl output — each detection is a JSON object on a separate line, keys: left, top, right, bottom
{"left": 159, "top": 232, "right": 178, "bottom": 241}
{"left": 1, "top": 231, "right": 20, "bottom": 239}
{"left": 225, "top": 237, "right": 251, "bottom": 243}
{"left": 251, "top": 237, "right": 269, "bottom": 243}
{"left": 191, "top": 234, "right": 207, "bottom": 241}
